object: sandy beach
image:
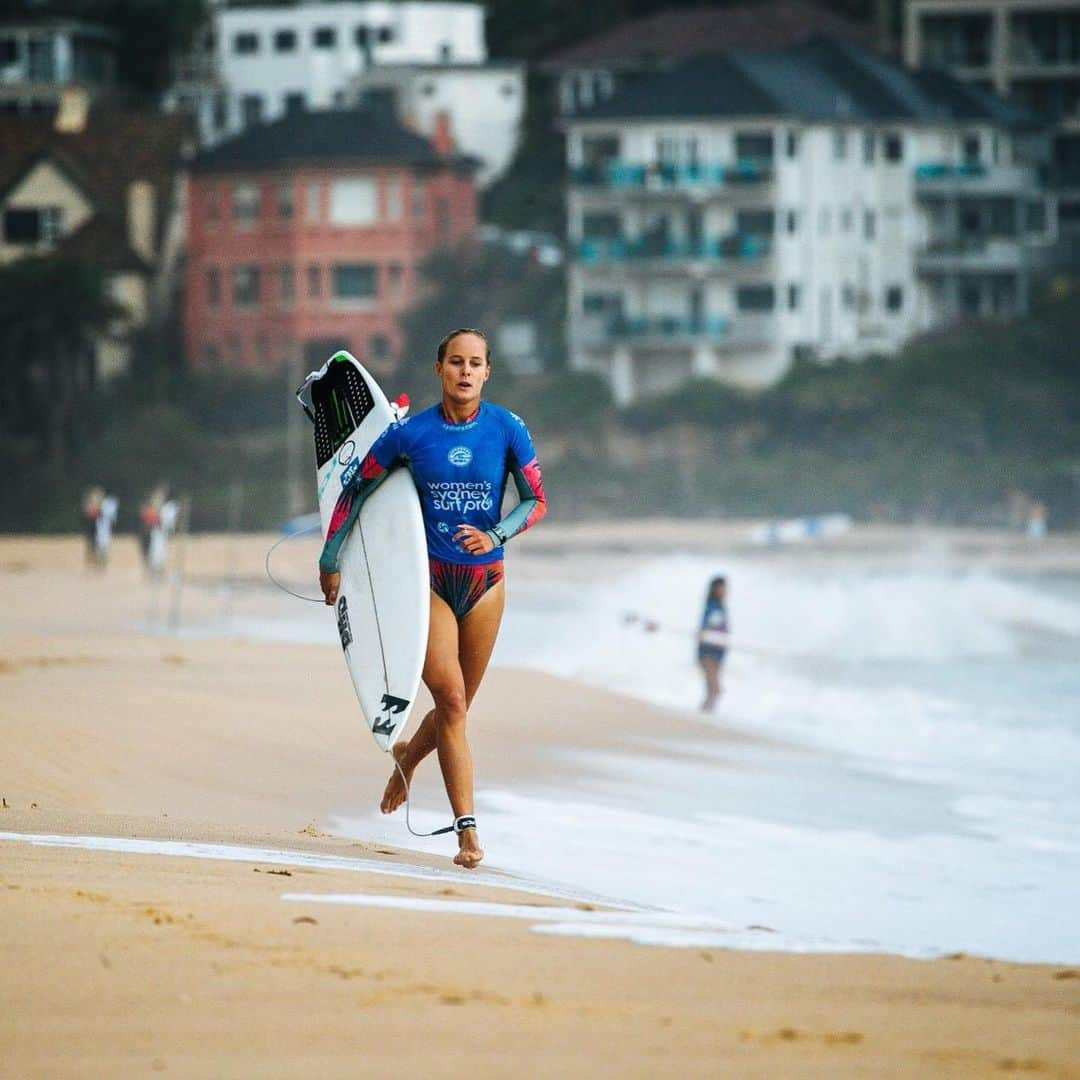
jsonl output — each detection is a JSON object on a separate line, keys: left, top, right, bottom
{"left": 2, "top": 531, "right": 1079, "bottom": 1078}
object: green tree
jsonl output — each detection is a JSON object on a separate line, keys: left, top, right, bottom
{"left": 0, "top": 256, "right": 126, "bottom": 470}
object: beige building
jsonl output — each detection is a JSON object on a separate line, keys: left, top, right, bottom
{"left": 905, "top": 0, "right": 1080, "bottom": 257}
{"left": 0, "top": 92, "right": 193, "bottom": 379}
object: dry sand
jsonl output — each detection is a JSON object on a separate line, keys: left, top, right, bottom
{"left": 1, "top": 534, "right": 1078, "bottom": 1078}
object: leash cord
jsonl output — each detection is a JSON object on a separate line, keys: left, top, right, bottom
{"left": 264, "top": 526, "right": 324, "bottom": 603}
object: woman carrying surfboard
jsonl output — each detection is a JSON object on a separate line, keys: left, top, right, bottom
{"left": 318, "top": 328, "right": 546, "bottom": 868}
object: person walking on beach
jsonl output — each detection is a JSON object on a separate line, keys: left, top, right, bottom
{"left": 698, "top": 576, "right": 729, "bottom": 713}
{"left": 318, "top": 328, "right": 547, "bottom": 868}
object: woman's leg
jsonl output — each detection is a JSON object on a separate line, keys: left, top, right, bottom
{"left": 382, "top": 581, "right": 504, "bottom": 812}
{"left": 382, "top": 584, "right": 505, "bottom": 864}
{"left": 700, "top": 656, "right": 720, "bottom": 712}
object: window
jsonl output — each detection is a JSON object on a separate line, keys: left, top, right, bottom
{"left": 583, "top": 292, "right": 624, "bottom": 318}
{"left": 736, "top": 209, "right": 774, "bottom": 236}
{"left": 377, "top": 26, "right": 394, "bottom": 44}
{"left": 786, "top": 209, "right": 798, "bottom": 234}
{"left": 884, "top": 132, "right": 903, "bottom": 163}
{"left": 412, "top": 180, "right": 426, "bottom": 221}
{"left": 864, "top": 209, "right": 876, "bottom": 241}
{"left": 232, "top": 265, "right": 260, "bottom": 307}
{"left": 285, "top": 92, "right": 305, "bottom": 114}
{"left": 206, "top": 188, "right": 220, "bottom": 226}
{"left": 330, "top": 177, "right": 377, "bottom": 225}
{"left": 842, "top": 283, "right": 856, "bottom": 310}
{"left": 920, "top": 13, "right": 992, "bottom": 67}
{"left": 421, "top": 81, "right": 437, "bottom": 97}
{"left": 582, "top": 211, "right": 622, "bottom": 240}
{"left": 306, "top": 180, "right": 321, "bottom": 222}
{"left": 885, "top": 285, "right": 903, "bottom": 313}
{"left": 1027, "top": 200, "right": 1047, "bottom": 232}
{"left": 963, "top": 134, "right": 981, "bottom": 163}
{"left": 385, "top": 175, "right": 402, "bottom": 222}
{"left": 207, "top": 267, "right": 221, "bottom": 306}
{"left": 787, "top": 284, "right": 801, "bottom": 311}
{"left": 501, "top": 81, "right": 516, "bottom": 98}
{"left": 863, "top": 131, "right": 876, "bottom": 164}
{"left": 234, "top": 182, "right": 260, "bottom": 227}
{"left": 737, "top": 284, "right": 775, "bottom": 311}
{"left": 332, "top": 263, "right": 376, "bottom": 301}
{"left": 241, "top": 94, "right": 263, "bottom": 127}
{"left": 387, "top": 263, "right": 404, "bottom": 305}
{"left": 2, "top": 206, "right": 63, "bottom": 244}
{"left": 277, "top": 179, "right": 293, "bottom": 219}
{"left": 440, "top": 43, "right": 453, "bottom": 63}
{"left": 840, "top": 208, "right": 853, "bottom": 233}
{"left": 786, "top": 131, "right": 799, "bottom": 158}
{"left": 435, "top": 196, "right": 451, "bottom": 243}
{"left": 307, "top": 265, "right": 321, "bottom": 299}
{"left": 735, "top": 132, "right": 774, "bottom": 163}
{"left": 369, "top": 334, "right": 390, "bottom": 364}
{"left": 233, "top": 32, "right": 258, "bottom": 55}
{"left": 274, "top": 29, "right": 297, "bottom": 52}
{"left": 355, "top": 26, "right": 369, "bottom": 47}
{"left": 313, "top": 26, "right": 336, "bottom": 49}
{"left": 833, "top": 129, "right": 848, "bottom": 160}
{"left": 280, "top": 264, "right": 294, "bottom": 306}
{"left": 213, "top": 93, "right": 227, "bottom": 132}
{"left": 0, "top": 37, "right": 17, "bottom": 65}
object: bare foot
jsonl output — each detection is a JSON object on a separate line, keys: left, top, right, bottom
{"left": 380, "top": 742, "right": 411, "bottom": 814}
{"left": 453, "top": 830, "right": 484, "bottom": 869}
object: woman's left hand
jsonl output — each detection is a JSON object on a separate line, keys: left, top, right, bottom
{"left": 454, "top": 524, "right": 496, "bottom": 556}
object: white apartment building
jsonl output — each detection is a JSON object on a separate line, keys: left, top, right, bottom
{"left": 347, "top": 61, "right": 525, "bottom": 186}
{"left": 905, "top": 0, "right": 1080, "bottom": 257}
{"left": 565, "top": 37, "right": 1056, "bottom": 405}
{"left": 167, "top": 0, "right": 485, "bottom": 147}
{"left": 0, "top": 18, "right": 116, "bottom": 114}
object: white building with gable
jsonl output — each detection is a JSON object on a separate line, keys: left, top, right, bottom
{"left": 347, "top": 61, "right": 525, "bottom": 186}
{"left": 564, "top": 36, "right": 1057, "bottom": 404}
{"left": 167, "top": 0, "right": 486, "bottom": 146}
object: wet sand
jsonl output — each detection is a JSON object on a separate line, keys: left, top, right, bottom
{"left": 1, "top": 534, "right": 1078, "bottom": 1078}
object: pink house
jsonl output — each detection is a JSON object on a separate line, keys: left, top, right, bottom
{"left": 184, "top": 106, "right": 477, "bottom": 375}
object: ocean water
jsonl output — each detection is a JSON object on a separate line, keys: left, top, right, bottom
{"left": 233, "top": 548, "right": 1080, "bottom": 962}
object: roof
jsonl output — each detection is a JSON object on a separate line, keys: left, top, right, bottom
{"left": 0, "top": 108, "right": 193, "bottom": 265}
{"left": 572, "top": 36, "right": 1047, "bottom": 130}
{"left": 192, "top": 106, "right": 477, "bottom": 173}
{"left": 0, "top": 17, "right": 116, "bottom": 40}
{"left": 56, "top": 214, "right": 149, "bottom": 273}
{"left": 543, "top": 1, "right": 877, "bottom": 69}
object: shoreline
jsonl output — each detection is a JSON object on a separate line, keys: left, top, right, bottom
{"left": 3, "top": 534, "right": 1079, "bottom": 1076}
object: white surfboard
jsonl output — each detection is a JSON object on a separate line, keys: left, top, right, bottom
{"left": 296, "top": 351, "right": 428, "bottom": 751}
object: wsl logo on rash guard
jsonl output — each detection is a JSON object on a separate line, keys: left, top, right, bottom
{"left": 448, "top": 446, "right": 473, "bottom": 467}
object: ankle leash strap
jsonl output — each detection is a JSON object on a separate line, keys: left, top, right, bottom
{"left": 430, "top": 814, "right": 476, "bottom": 836}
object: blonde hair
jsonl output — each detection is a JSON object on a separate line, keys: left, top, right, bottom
{"left": 436, "top": 327, "right": 490, "bottom": 365}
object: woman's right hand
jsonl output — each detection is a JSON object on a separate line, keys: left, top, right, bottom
{"left": 320, "top": 571, "right": 341, "bottom": 606}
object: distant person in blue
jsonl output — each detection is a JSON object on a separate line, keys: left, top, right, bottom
{"left": 318, "top": 329, "right": 547, "bottom": 869}
{"left": 698, "top": 576, "right": 729, "bottom": 713}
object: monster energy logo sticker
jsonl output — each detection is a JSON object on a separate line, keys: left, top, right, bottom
{"left": 336, "top": 595, "right": 353, "bottom": 650}
{"left": 372, "top": 693, "right": 409, "bottom": 736}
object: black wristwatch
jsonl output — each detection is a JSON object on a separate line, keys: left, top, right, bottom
{"left": 488, "top": 524, "right": 508, "bottom": 546}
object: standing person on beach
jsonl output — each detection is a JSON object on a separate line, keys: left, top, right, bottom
{"left": 317, "top": 329, "right": 547, "bottom": 868}
{"left": 698, "top": 576, "right": 729, "bottom": 713}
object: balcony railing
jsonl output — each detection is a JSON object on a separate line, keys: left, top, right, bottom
{"left": 914, "top": 162, "right": 989, "bottom": 182}
{"left": 916, "top": 237, "right": 1024, "bottom": 271}
{"left": 576, "top": 234, "right": 772, "bottom": 264}
{"left": 571, "top": 159, "right": 773, "bottom": 190}
{"left": 580, "top": 315, "right": 731, "bottom": 345}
